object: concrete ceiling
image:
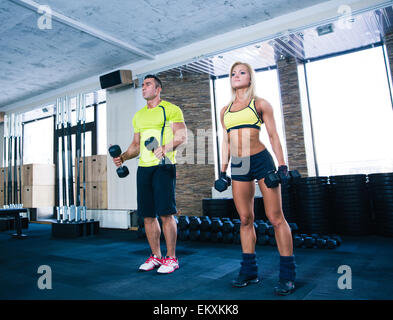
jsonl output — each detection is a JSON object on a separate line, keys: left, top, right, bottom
{"left": 0, "top": 0, "right": 332, "bottom": 109}
{"left": 0, "top": 0, "right": 387, "bottom": 109}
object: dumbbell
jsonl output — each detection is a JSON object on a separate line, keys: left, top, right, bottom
{"left": 211, "top": 218, "right": 223, "bottom": 232}
{"left": 200, "top": 216, "right": 212, "bottom": 231}
{"left": 264, "top": 165, "right": 289, "bottom": 188}
{"left": 200, "top": 231, "right": 211, "bottom": 242}
{"left": 178, "top": 216, "right": 190, "bottom": 230}
{"left": 266, "top": 225, "right": 275, "bottom": 237}
{"left": 108, "top": 145, "right": 129, "bottom": 178}
{"left": 223, "top": 220, "right": 234, "bottom": 233}
{"left": 289, "top": 170, "right": 301, "bottom": 183}
{"left": 233, "top": 232, "right": 241, "bottom": 244}
{"left": 256, "top": 221, "right": 268, "bottom": 235}
{"left": 178, "top": 229, "right": 190, "bottom": 241}
{"left": 327, "top": 238, "right": 337, "bottom": 249}
{"left": 268, "top": 236, "right": 277, "bottom": 247}
{"left": 144, "top": 136, "right": 172, "bottom": 165}
{"left": 214, "top": 172, "right": 231, "bottom": 192}
{"left": 189, "top": 216, "right": 202, "bottom": 230}
{"left": 190, "top": 229, "right": 201, "bottom": 241}
{"left": 304, "top": 236, "right": 316, "bottom": 248}
{"left": 293, "top": 235, "right": 304, "bottom": 248}
{"left": 223, "top": 232, "right": 234, "bottom": 243}
{"left": 257, "top": 234, "right": 269, "bottom": 245}
{"left": 233, "top": 219, "right": 241, "bottom": 233}
{"left": 316, "top": 238, "right": 327, "bottom": 249}
{"left": 211, "top": 231, "right": 223, "bottom": 243}
{"left": 330, "top": 234, "right": 342, "bottom": 246}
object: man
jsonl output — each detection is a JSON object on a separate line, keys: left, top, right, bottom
{"left": 113, "top": 74, "right": 187, "bottom": 274}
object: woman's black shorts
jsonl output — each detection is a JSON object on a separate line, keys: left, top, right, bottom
{"left": 231, "top": 149, "right": 276, "bottom": 182}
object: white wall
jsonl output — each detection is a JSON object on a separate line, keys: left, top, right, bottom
{"left": 106, "top": 85, "right": 145, "bottom": 210}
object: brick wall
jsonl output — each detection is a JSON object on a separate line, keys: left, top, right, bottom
{"left": 158, "top": 71, "right": 214, "bottom": 216}
{"left": 276, "top": 56, "right": 308, "bottom": 177}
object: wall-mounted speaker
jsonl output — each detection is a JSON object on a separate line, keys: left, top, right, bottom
{"left": 99, "top": 70, "right": 133, "bottom": 90}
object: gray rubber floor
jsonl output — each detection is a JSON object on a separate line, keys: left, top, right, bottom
{"left": 0, "top": 222, "right": 392, "bottom": 300}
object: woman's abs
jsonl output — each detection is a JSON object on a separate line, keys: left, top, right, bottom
{"left": 228, "top": 128, "right": 265, "bottom": 157}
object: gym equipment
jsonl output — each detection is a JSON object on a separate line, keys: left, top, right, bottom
{"left": 223, "top": 232, "right": 234, "bottom": 243}
{"left": 200, "top": 216, "right": 212, "bottom": 231}
{"left": 293, "top": 235, "right": 304, "bottom": 248}
{"left": 264, "top": 165, "right": 288, "bottom": 188}
{"left": 268, "top": 236, "right": 277, "bottom": 246}
{"left": 316, "top": 238, "right": 327, "bottom": 248}
{"left": 233, "top": 219, "right": 241, "bottom": 233}
{"left": 257, "top": 234, "right": 269, "bottom": 245}
{"left": 304, "top": 236, "right": 315, "bottom": 248}
{"left": 222, "top": 220, "right": 234, "bottom": 233}
{"left": 178, "top": 229, "right": 190, "bottom": 241}
{"left": 189, "top": 229, "right": 200, "bottom": 241}
{"left": 178, "top": 216, "right": 190, "bottom": 230}
{"left": 233, "top": 232, "right": 241, "bottom": 244}
{"left": 189, "top": 216, "right": 202, "bottom": 230}
{"left": 211, "top": 231, "right": 223, "bottom": 242}
{"left": 211, "top": 218, "right": 223, "bottom": 232}
{"left": 200, "top": 231, "right": 211, "bottom": 242}
{"left": 327, "top": 238, "right": 337, "bottom": 249}
{"left": 214, "top": 172, "right": 231, "bottom": 192}
{"left": 108, "top": 145, "right": 130, "bottom": 178}
{"left": 52, "top": 94, "right": 99, "bottom": 238}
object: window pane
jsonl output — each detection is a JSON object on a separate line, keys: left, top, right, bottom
{"left": 305, "top": 46, "right": 393, "bottom": 175}
{"left": 97, "top": 103, "right": 107, "bottom": 155}
{"left": 23, "top": 117, "right": 53, "bottom": 164}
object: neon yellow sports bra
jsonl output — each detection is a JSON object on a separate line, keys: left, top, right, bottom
{"left": 223, "top": 98, "right": 263, "bottom": 132}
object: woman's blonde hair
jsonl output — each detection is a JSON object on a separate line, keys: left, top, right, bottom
{"left": 229, "top": 61, "right": 257, "bottom": 105}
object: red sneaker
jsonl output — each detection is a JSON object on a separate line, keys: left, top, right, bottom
{"left": 139, "top": 254, "right": 162, "bottom": 271}
{"left": 157, "top": 256, "right": 179, "bottom": 274}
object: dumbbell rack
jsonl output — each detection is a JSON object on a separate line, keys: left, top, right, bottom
{"left": 135, "top": 214, "right": 342, "bottom": 250}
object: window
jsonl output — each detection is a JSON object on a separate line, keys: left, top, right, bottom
{"left": 23, "top": 117, "right": 53, "bottom": 164}
{"left": 305, "top": 46, "right": 393, "bottom": 175}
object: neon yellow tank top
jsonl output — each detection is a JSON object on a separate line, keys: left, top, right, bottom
{"left": 223, "top": 98, "right": 263, "bottom": 132}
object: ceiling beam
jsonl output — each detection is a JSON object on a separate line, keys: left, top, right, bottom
{"left": 9, "top": 0, "right": 155, "bottom": 60}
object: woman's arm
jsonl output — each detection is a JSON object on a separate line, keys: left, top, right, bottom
{"left": 256, "top": 98, "right": 286, "bottom": 166}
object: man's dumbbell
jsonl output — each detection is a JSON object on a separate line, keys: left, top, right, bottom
{"left": 214, "top": 172, "right": 231, "bottom": 192}
{"left": 144, "top": 137, "right": 172, "bottom": 165}
{"left": 108, "top": 145, "right": 129, "bottom": 178}
{"left": 264, "top": 165, "right": 289, "bottom": 188}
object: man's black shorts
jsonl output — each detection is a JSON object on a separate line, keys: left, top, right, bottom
{"left": 137, "top": 164, "right": 177, "bottom": 218}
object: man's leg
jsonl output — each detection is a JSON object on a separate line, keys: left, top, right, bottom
{"left": 161, "top": 214, "right": 177, "bottom": 258}
{"left": 144, "top": 217, "right": 162, "bottom": 259}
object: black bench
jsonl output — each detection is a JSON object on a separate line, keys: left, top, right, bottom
{"left": 0, "top": 208, "right": 28, "bottom": 239}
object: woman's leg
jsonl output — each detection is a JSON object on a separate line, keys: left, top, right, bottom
{"left": 232, "top": 180, "right": 256, "bottom": 253}
{"left": 257, "top": 179, "right": 293, "bottom": 256}
{"left": 257, "top": 178, "right": 296, "bottom": 294}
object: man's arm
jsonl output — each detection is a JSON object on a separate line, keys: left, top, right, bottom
{"left": 112, "top": 133, "right": 140, "bottom": 167}
{"left": 153, "top": 122, "right": 187, "bottom": 159}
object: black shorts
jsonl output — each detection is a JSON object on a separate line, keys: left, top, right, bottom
{"left": 137, "top": 164, "right": 177, "bottom": 218}
{"left": 231, "top": 149, "right": 276, "bottom": 182}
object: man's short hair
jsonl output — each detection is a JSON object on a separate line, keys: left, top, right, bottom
{"left": 144, "top": 74, "right": 162, "bottom": 89}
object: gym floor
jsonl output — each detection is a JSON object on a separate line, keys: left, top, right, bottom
{"left": 0, "top": 222, "right": 392, "bottom": 300}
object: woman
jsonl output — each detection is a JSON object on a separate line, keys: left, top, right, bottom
{"left": 219, "top": 62, "right": 296, "bottom": 295}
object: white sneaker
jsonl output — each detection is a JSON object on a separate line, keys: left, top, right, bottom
{"left": 157, "top": 256, "right": 179, "bottom": 274}
{"left": 139, "top": 254, "right": 162, "bottom": 271}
